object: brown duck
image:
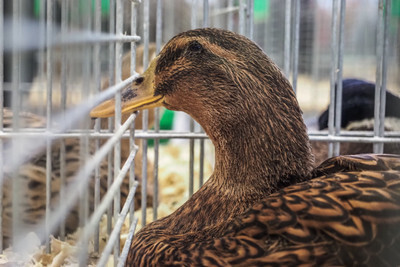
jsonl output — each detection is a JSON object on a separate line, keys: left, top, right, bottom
{"left": 91, "top": 28, "right": 400, "bottom": 266}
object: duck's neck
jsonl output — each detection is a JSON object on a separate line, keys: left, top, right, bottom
{"left": 206, "top": 105, "right": 313, "bottom": 196}
{"left": 146, "top": 81, "right": 314, "bottom": 238}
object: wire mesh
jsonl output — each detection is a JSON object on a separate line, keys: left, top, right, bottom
{"left": 0, "top": 0, "right": 399, "bottom": 266}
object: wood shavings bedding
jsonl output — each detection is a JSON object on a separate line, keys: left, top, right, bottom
{"left": 0, "top": 141, "right": 214, "bottom": 266}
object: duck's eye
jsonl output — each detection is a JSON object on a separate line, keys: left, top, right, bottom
{"left": 188, "top": 41, "right": 203, "bottom": 52}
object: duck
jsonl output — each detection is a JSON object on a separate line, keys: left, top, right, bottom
{"left": 91, "top": 28, "right": 400, "bottom": 266}
{"left": 312, "top": 79, "right": 400, "bottom": 166}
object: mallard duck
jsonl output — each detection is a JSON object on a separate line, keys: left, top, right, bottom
{"left": 312, "top": 79, "right": 400, "bottom": 166}
{"left": 91, "top": 28, "right": 400, "bottom": 266}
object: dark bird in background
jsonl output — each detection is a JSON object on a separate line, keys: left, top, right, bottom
{"left": 318, "top": 79, "right": 400, "bottom": 130}
{"left": 92, "top": 28, "right": 400, "bottom": 266}
{"left": 313, "top": 79, "right": 400, "bottom": 166}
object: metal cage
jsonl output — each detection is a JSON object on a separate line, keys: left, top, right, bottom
{"left": 0, "top": 0, "right": 399, "bottom": 266}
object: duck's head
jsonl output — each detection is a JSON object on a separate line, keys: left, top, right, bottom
{"left": 91, "top": 28, "right": 313, "bottom": 187}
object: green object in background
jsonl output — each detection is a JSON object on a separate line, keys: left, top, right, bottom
{"left": 254, "top": 0, "right": 269, "bottom": 21}
{"left": 392, "top": 0, "right": 400, "bottom": 17}
{"left": 34, "top": 0, "right": 110, "bottom": 18}
{"left": 148, "top": 109, "right": 175, "bottom": 146}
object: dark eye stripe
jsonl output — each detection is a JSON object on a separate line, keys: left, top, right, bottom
{"left": 155, "top": 45, "right": 185, "bottom": 74}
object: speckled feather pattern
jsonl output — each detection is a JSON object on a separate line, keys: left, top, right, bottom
{"left": 128, "top": 154, "right": 400, "bottom": 266}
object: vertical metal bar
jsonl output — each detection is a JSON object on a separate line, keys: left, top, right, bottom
{"left": 45, "top": 0, "right": 54, "bottom": 254}
{"left": 203, "top": 0, "right": 209, "bottom": 27}
{"left": 239, "top": 0, "right": 246, "bottom": 35}
{"left": 0, "top": 0, "right": 4, "bottom": 252}
{"left": 191, "top": 0, "right": 198, "bottom": 30}
{"left": 38, "top": 0, "right": 46, "bottom": 112}
{"left": 284, "top": 0, "right": 291, "bottom": 77}
{"left": 130, "top": 0, "right": 138, "bottom": 225}
{"left": 114, "top": 0, "right": 123, "bottom": 261}
{"left": 93, "top": 0, "right": 102, "bottom": 253}
{"left": 333, "top": 0, "right": 346, "bottom": 156}
{"left": 107, "top": 0, "right": 116, "bottom": 235}
{"left": 291, "top": 0, "right": 300, "bottom": 93}
{"left": 141, "top": 0, "right": 150, "bottom": 227}
{"left": 59, "top": 0, "right": 68, "bottom": 241}
{"left": 11, "top": 0, "right": 22, "bottom": 250}
{"left": 328, "top": 0, "right": 339, "bottom": 158}
{"left": 153, "top": 0, "right": 163, "bottom": 221}
{"left": 227, "top": 0, "right": 234, "bottom": 31}
{"left": 374, "top": 0, "right": 385, "bottom": 153}
{"left": 247, "top": 0, "right": 254, "bottom": 40}
{"left": 79, "top": 1, "right": 92, "bottom": 265}
{"left": 380, "top": 0, "right": 391, "bottom": 150}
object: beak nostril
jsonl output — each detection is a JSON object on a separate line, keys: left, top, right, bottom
{"left": 135, "top": 77, "right": 144, "bottom": 85}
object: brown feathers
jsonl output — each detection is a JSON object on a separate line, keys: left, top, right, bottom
{"left": 89, "top": 28, "right": 400, "bottom": 266}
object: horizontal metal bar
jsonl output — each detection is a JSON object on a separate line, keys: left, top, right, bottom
{"left": 212, "top": 6, "right": 239, "bottom": 16}
{"left": 4, "top": 29, "right": 141, "bottom": 52}
{"left": 2, "top": 130, "right": 400, "bottom": 140}
{"left": 54, "top": 33, "right": 141, "bottom": 46}
{"left": 309, "top": 135, "right": 400, "bottom": 143}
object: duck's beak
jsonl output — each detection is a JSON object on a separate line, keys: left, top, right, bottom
{"left": 90, "top": 57, "right": 163, "bottom": 118}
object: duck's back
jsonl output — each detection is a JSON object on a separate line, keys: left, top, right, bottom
{"left": 127, "top": 154, "right": 400, "bottom": 266}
